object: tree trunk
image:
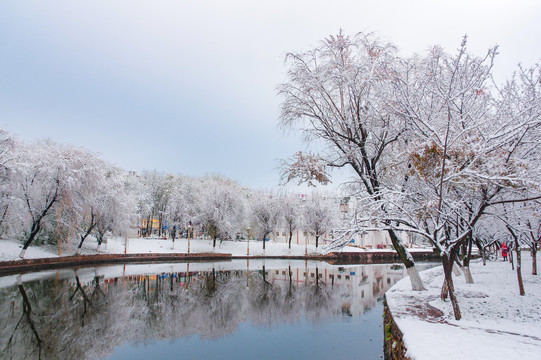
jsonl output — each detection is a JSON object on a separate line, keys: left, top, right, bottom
{"left": 20, "top": 193, "right": 59, "bottom": 258}
{"left": 532, "top": 246, "right": 538, "bottom": 276}
{"left": 441, "top": 252, "right": 461, "bottom": 320}
{"left": 76, "top": 235, "right": 86, "bottom": 255}
{"left": 481, "top": 247, "right": 487, "bottom": 266}
{"left": 387, "top": 228, "right": 425, "bottom": 291}
{"left": 76, "top": 217, "right": 96, "bottom": 255}
{"left": 440, "top": 278, "right": 449, "bottom": 301}
{"left": 288, "top": 231, "right": 292, "bottom": 249}
{"left": 96, "top": 231, "right": 106, "bottom": 252}
{"left": 213, "top": 235, "right": 217, "bottom": 248}
{"left": 514, "top": 240, "right": 525, "bottom": 296}
{"left": 462, "top": 266, "right": 474, "bottom": 284}
{"left": 452, "top": 263, "right": 462, "bottom": 276}
{"left": 20, "top": 220, "right": 42, "bottom": 258}
{"left": 461, "top": 235, "right": 474, "bottom": 283}
{"left": 315, "top": 234, "right": 319, "bottom": 248}
{"left": 146, "top": 215, "right": 152, "bottom": 236}
{"left": 509, "top": 249, "right": 515, "bottom": 270}
{"left": 0, "top": 204, "right": 9, "bottom": 234}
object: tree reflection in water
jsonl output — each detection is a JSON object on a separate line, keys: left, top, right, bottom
{"left": 0, "top": 262, "right": 413, "bottom": 359}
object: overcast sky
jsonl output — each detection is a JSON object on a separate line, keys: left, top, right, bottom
{"left": 1, "top": 0, "right": 540, "bottom": 189}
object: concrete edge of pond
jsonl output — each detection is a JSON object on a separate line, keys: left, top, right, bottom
{"left": 0, "top": 250, "right": 439, "bottom": 277}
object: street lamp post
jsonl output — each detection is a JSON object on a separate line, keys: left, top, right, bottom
{"left": 246, "top": 227, "right": 250, "bottom": 256}
{"left": 188, "top": 225, "right": 191, "bottom": 254}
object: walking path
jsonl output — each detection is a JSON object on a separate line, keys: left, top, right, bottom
{"left": 385, "top": 253, "right": 541, "bottom": 359}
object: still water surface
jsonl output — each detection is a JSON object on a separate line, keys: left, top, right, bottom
{"left": 0, "top": 260, "right": 434, "bottom": 360}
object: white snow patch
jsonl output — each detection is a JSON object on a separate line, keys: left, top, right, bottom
{"left": 386, "top": 253, "right": 541, "bottom": 360}
{"left": 1, "top": 235, "right": 421, "bottom": 261}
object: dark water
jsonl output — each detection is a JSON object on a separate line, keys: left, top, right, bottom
{"left": 0, "top": 260, "right": 433, "bottom": 360}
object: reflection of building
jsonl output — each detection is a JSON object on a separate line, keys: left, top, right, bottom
{"left": 266, "top": 264, "right": 407, "bottom": 317}
{"left": 77, "top": 264, "right": 409, "bottom": 319}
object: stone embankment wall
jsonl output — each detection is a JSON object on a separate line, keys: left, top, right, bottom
{"left": 383, "top": 295, "right": 410, "bottom": 360}
{"left": 0, "top": 253, "right": 232, "bottom": 276}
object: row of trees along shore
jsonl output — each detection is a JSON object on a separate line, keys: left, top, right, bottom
{"left": 0, "top": 133, "right": 336, "bottom": 257}
{"left": 278, "top": 31, "right": 541, "bottom": 320}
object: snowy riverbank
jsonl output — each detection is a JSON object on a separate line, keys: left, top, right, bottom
{"left": 385, "top": 252, "right": 541, "bottom": 360}
{"left": 0, "top": 236, "right": 432, "bottom": 262}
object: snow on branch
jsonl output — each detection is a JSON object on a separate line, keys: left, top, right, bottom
{"left": 279, "top": 151, "right": 331, "bottom": 187}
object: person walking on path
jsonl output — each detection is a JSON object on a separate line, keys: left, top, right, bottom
{"left": 501, "top": 242, "right": 508, "bottom": 261}
{"left": 171, "top": 225, "right": 177, "bottom": 249}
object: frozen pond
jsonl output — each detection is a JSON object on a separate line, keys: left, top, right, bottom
{"left": 0, "top": 260, "right": 436, "bottom": 359}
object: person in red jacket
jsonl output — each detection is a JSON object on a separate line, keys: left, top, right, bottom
{"left": 501, "top": 242, "right": 508, "bottom": 261}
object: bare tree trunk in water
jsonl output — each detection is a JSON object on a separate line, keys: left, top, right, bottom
{"left": 288, "top": 265, "right": 292, "bottom": 290}
{"left": 17, "top": 284, "right": 43, "bottom": 358}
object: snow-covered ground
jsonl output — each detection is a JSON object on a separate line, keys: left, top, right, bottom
{"left": 0, "top": 236, "right": 434, "bottom": 262}
{"left": 386, "top": 253, "right": 541, "bottom": 360}
{"left": 0, "top": 235, "right": 381, "bottom": 261}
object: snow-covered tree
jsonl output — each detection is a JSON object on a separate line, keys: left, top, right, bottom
{"left": 60, "top": 149, "right": 111, "bottom": 255}
{"left": 165, "top": 175, "right": 192, "bottom": 231}
{"left": 250, "top": 192, "right": 280, "bottom": 250}
{"left": 302, "top": 193, "right": 335, "bottom": 248}
{"left": 92, "top": 166, "right": 136, "bottom": 251}
{"left": 194, "top": 175, "right": 245, "bottom": 248}
{"left": 391, "top": 39, "right": 541, "bottom": 318}
{"left": 279, "top": 192, "right": 301, "bottom": 249}
{"left": 139, "top": 171, "right": 175, "bottom": 237}
{"left": 0, "top": 129, "right": 15, "bottom": 236}
{"left": 12, "top": 141, "right": 89, "bottom": 258}
{"left": 278, "top": 31, "right": 425, "bottom": 290}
